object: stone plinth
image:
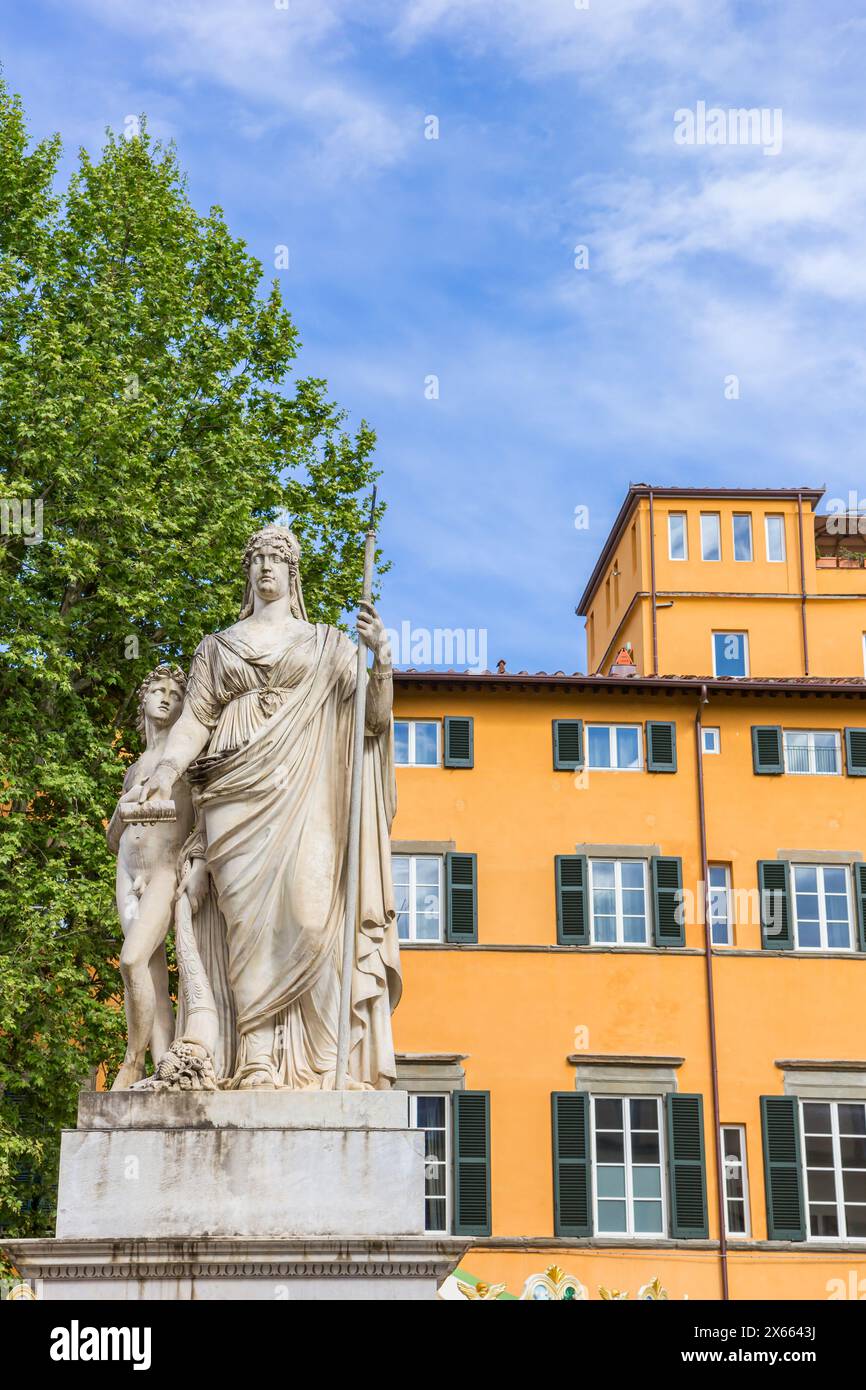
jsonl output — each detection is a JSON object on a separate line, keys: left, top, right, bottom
{"left": 4, "top": 1237, "right": 465, "bottom": 1301}
{"left": 3, "top": 1090, "right": 468, "bottom": 1300}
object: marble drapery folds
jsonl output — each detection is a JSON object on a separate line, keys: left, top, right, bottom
{"left": 179, "top": 620, "right": 400, "bottom": 1090}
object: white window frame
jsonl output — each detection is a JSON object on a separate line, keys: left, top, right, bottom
{"left": 586, "top": 723, "right": 644, "bottom": 771}
{"left": 800, "top": 1099, "right": 866, "bottom": 1243}
{"left": 409, "top": 1092, "right": 451, "bottom": 1235}
{"left": 392, "top": 854, "right": 444, "bottom": 942}
{"left": 732, "top": 513, "right": 753, "bottom": 562}
{"left": 792, "top": 863, "right": 854, "bottom": 952}
{"left": 782, "top": 729, "right": 842, "bottom": 777}
{"left": 712, "top": 631, "right": 749, "bottom": 677}
{"left": 394, "top": 719, "right": 440, "bottom": 767}
{"left": 588, "top": 858, "right": 649, "bottom": 946}
{"left": 668, "top": 512, "right": 688, "bottom": 561}
{"left": 722, "top": 1124, "right": 750, "bottom": 1236}
{"left": 591, "top": 1094, "right": 667, "bottom": 1239}
{"left": 702, "top": 726, "right": 720, "bottom": 755}
{"left": 708, "top": 864, "right": 732, "bottom": 946}
{"left": 765, "top": 514, "right": 786, "bottom": 563}
{"left": 701, "top": 512, "right": 722, "bottom": 561}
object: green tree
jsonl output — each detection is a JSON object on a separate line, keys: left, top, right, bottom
{"left": 0, "top": 82, "right": 382, "bottom": 1247}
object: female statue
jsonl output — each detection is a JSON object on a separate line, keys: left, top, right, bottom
{"left": 130, "top": 525, "right": 400, "bottom": 1091}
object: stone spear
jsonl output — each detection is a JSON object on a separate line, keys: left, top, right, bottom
{"left": 334, "top": 488, "right": 378, "bottom": 1090}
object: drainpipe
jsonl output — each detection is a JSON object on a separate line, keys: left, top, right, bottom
{"left": 797, "top": 492, "right": 810, "bottom": 676}
{"left": 649, "top": 488, "right": 659, "bottom": 675}
{"left": 694, "top": 683, "right": 730, "bottom": 1301}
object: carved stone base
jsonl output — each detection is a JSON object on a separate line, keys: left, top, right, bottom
{"left": 3, "top": 1237, "right": 468, "bottom": 1301}
{"left": 2, "top": 1090, "right": 468, "bottom": 1299}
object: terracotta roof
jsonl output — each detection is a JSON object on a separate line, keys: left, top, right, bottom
{"left": 394, "top": 669, "right": 866, "bottom": 696}
{"left": 576, "top": 483, "right": 826, "bottom": 615}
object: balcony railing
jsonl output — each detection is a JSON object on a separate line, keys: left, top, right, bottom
{"left": 816, "top": 554, "right": 866, "bottom": 569}
{"left": 783, "top": 744, "right": 840, "bottom": 775}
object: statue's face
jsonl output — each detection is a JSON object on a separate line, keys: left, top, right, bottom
{"left": 249, "top": 549, "right": 291, "bottom": 604}
{"left": 144, "top": 678, "right": 184, "bottom": 727}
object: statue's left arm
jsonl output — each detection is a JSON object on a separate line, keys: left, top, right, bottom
{"left": 356, "top": 600, "right": 392, "bottom": 736}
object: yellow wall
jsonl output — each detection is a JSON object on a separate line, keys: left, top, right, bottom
{"left": 585, "top": 496, "right": 866, "bottom": 679}
{"left": 391, "top": 683, "right": 866, "bottom": 1300}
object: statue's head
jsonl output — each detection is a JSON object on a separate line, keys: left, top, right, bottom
{"left": 136, "top": 664, "right": 187, "bottom": 739}
{"left": 239, "top": 524, "right": 308, "bottom": 621}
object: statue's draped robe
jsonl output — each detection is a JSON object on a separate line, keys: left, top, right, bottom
{"left": 178, "top": 621, "right": 400, "bottom": 1090}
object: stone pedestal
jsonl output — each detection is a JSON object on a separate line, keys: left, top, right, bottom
{"left": 4, "top": 1090, "right": 467, "bottom": 1300}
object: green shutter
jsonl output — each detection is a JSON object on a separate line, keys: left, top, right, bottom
{"left": 855, "top": 863, "right": 866, "bottom": 952}
{"left": 845, "top": 728, "right": 866, "bottom": 777}
{"left": 555, "top": 855, "right": 589, "bottom": 945}
{"left": 758, "top": 860, "right": 793, "bottom": 950}
{"left": 445, "top": 852, "right": 477, "bottom": 942}
{"left": 443, "top": 716, "right": 473, "bottom": 768}
{"left": 647, "top": 720, "right": 677, "bottom": 772}
{"left": 652, "top": 856, "right": 684, "bottom": 946}
{"left": 552, "top": 719, "right": 584, "bottom": 771}
{"left": 665, "top": 1093, "right": 708, "bottom": 1238}
{"left": 752, "top": 725, "right": 784, "bottom": 774}
{"left": 552, "top": 1092, "right": 592, "bottom": 1237}
{"left": 453, "top": 1090, "right": 491, "bottom": 1235}
{"left": 760, "top": 1096, "right": 806, "bottom": 1241}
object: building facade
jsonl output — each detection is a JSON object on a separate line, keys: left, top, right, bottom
{"left": 391, "top": 486, "right": 866, "bottom": 1300}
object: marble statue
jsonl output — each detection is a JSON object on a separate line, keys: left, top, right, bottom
{"left": 119, "top": 525, "right": 400, "bottom": 1092}
{"left": 106, "top": 665, "right": 195, "bottom": 1090}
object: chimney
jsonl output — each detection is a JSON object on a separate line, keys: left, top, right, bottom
{"left": 609, "top": 643, "right": 638, "bottom": 678}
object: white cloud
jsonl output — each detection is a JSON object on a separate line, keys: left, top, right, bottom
{"left": 568, "top": 120, "right": 866, "bottom": 304}
{"left": 391, "top": 0, "right": 742, "bottom": 81}
{"left": 73, "top": 0, "right": 415, "bottom": 176}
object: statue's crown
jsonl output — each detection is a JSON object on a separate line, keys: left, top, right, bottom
{"left": 242, "top": 525, "right": 301, "bottom": 571}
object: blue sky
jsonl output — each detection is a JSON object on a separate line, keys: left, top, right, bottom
{"left": 4, "top": 0, "right": 866, "bottom": 672}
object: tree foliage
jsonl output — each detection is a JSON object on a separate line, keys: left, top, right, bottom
{"left": 0, "top": 82, "right": 381, "bottom": 1244}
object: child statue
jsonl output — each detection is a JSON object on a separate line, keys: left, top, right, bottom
{"left": 106, "top": 664, "right": 197, "bottom": 1089}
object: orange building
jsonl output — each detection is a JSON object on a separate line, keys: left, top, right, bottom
{"left": 390, "top": 486, "right": 866, "bottom": 1300}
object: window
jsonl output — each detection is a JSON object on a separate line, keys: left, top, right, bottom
{"left": 392, "top": 855, "right": 443, "bottom": 941}
{"left": 668, "top": 512, "right": 688, "bottom": 561}
{"left": 783, "top": 729, "right": 841, "bottom": 776}
{"left": 701, "top": 512, "right": 721, "bottom": 561}
{"left": 722, "top": 1126, "right": 750, "bottom": 1236}
{"left": 766, "top": 514, "right": 786, "bottom": 563}
{"left": 587, "top": 723, "right": 642, "bottom": 770}
{"left": 589, "top": 859, "right": 648, "bottom": 945}
{"left": 708, "top": 864, "right": 731, "bottom": 945}
{"left": 409, "top": 1093, "right": 450, "bottom": 1233}
{"left": 592, "top": 1096, "right": 665, "bottom": 1236}
{"left": 712, "top": 631, "right": 749, "bottom": 677}
{"left": 792, "top": 864, "right": 853, "bottom": 951}
{"left": 394, "top": 720, "right": 439, "bottom": 766}
{"left": 733, "top": 513, "right": 753, "bottom": 562}
{"left": 702, "top": 727, "right": 720, "bottom": 755}
{"left": 801, "top": 1101, "right": 866, "bottom": 1240}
